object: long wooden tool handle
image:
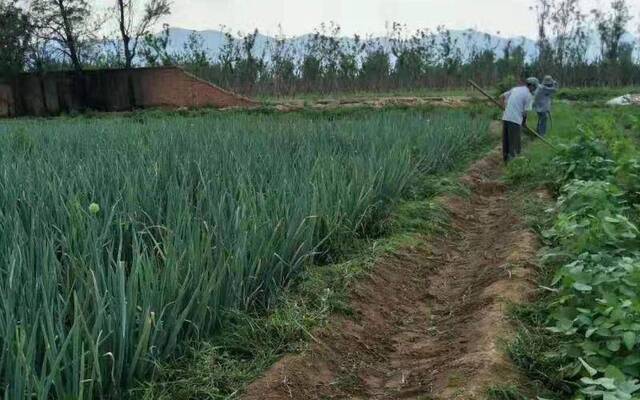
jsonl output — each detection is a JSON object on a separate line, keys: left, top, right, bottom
{"left": 467, "top": 79, "right": 559, "bottom": 151}
{"left": 468, "top": 79, "right": 504, "bottom": 110}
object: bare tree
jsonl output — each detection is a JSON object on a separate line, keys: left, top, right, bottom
{"left": 178, "top": 30, "right": 209, "bottom": 67}
{"left": 29, "top": 0, "right": 97, "bottom": 73}
{"left": 140, "top": 22, "right": 173, "bottom": 66}
{"left": 550, "top": 0, "right": 587, "bottom": 66}
{"left": 637, "top": 14, "right": 640, "bottom": 64}
{"left": 114, "top": 0, "right": 171, "bottom": 68}
{"left": 532, "top": 0, "right": 553, "bottom": 69}
{"left": 592, "top": 0, "right": 632, "bottom": 62}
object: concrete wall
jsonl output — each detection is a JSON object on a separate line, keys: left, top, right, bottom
{"left": 0, "top": 67, "right": 258, "bottom": 117}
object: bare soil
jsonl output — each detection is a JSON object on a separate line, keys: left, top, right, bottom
{"left": 243, "top": 146, "right": 538, "bottom": 400}
{"left": 271, "top": 96, "right": 477, "bottom": 112}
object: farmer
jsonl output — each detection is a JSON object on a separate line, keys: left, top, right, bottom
{"left": 533, "top": 75, "right": 559, "bottom": 136}
{"left": 500, "top": 77, "right": 539, "bottom": 163}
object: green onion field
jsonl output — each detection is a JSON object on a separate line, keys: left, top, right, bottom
{"left": 0, "top": 109, "right": 487, "bottom": 398}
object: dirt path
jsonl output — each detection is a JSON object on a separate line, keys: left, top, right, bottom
{"left": 243, "top": 147, "right": 539, "bottom": 400}
{"left": 270, "top": 96, "right": 477, "bottom": 112}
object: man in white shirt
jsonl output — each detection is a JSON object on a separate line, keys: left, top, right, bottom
{"left": 500, "top": 77, "right": 539, "bottom": 163}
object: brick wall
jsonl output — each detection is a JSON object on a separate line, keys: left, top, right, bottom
{"left": 3, "top": 67, "right": 259, "bottom": 117}
{"left": 0, "top": 84, "right": 13, "bottom": 117}
{"left": 135, "top": 68, "right": 257, "bottom": 109}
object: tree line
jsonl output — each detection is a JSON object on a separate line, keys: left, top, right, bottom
{"left": 0, "top": 0, "right": 639, "bottom": 96}
{"left": 0, "top": 0, "right": 171, "bottom": 75}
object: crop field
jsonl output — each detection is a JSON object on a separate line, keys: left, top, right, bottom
{"left": 501, "top": 105, "right": 640, "bottom": 399}
{"left": 0, "top": 109, "right": 488, "bottom": 398}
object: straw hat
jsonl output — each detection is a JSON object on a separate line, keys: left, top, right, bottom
{"left": 542, "top": 75, "right": 555, "bottom": 86}
{"left": 526, "top": 77, "right": 540, "bottom": 88}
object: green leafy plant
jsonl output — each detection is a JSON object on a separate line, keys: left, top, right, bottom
{"left": 515, "top": 114, "right": 640, "bottom": 399}
{"left": 0, "top": 109, "right": 487, "bottom": 398}
{"left": 544, "top": 180, "right": 637, "bottom": 254}
{"left": 580, "top": 376, "right": 640, "bottom": 400}
{"left": 615, "top": 158, "right": 640, "bottom": 206}
{"left": 553, "top": 136, "right": 615, "bottom": 185}
{"left": 550, "top": 255, "right": 640, "bottom": 374}
{"left": 494, "top": 75, "right": 520, "bottom": 97}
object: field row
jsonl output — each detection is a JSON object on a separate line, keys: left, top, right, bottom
{"left": 0, "top": 110, "right": 487, "bottom": 398}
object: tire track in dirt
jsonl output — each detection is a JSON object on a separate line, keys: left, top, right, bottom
{"left": 243, "top": 147, "right": 539, "bottom": 400}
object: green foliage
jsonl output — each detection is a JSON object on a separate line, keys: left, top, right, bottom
{"left": 591, "top": 0, "right": 633, "bottom": 63}
{"left": 615, "top": 158, "right": 640, "bottom": 205}
{"left": 486, "top": 385, "right": 528, "bottom": 400}
{"left": 544, "top": 180, "right": 637, "bottom": 254}
{"left": 390, "top": 200, "right": 449, "bottom": 236}
{"left": 30, "top": 0, "right": 95, "bottom": 72}
{"left": 550, "top": 255, "right": 640, "bottom": 373}
{"left": 8, "top": 128, "right": 35, "bottom": 154}
{"left": 139, "top": 181, "right": 455, "bottom": 399}
{"left": 555, "top": 87, "right": 637, "bottom": 102}
{"left": 0, "top": 109, "right": 487, "bottom": 398}
{"left": 509, "top": 105, "right": 640, "bottom": 399}
{"left": 580, "top": 376, "right": 640, "bottom": 400}
{"left": 138, "top": 297, "right": 326, "bottom": 399}
{"left": 495, "top": 75, "right": 519, "bottom": 97}
{"left": 553, "top": 136, "right": 615, "bottom": 185}
{"left": 0, "top": 1, "right": 31, "bottom": 77}
{"left": 505, "top": 156, "right": 548, "bottom": 186}
{"left": 507, "top": 323, "right": 574, "bottom": 395}
{"left": 141, "top": 24, "right": 174, "bottom": 67}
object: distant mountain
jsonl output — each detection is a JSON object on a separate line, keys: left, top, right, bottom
{"left": 164, "top": 27, "right": 539, "bottom": 62}
{"left": 163, "top": 27, "right": 638, "bottom": 64}
{"left": 165, "top": 28, "right": 276, "bottom": 60}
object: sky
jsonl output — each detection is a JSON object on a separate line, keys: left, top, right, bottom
{"left": 97, "top": 0, "right": 640, "bottom": 39}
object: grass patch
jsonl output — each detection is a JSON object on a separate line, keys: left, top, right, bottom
{"left": 486, "top": 385, "right": 528, "bottom": 400}
{"left": 256, "top": 87, "right": 476, "bottom": 102}
{"left": 134, "top": 190, "right": 449, "bottom": 399}
{"left": 255, "top": 86, "right": 640, "bottom": 104}
{"left": 508, "top": 309, "right": 576, "bottom": 396}
{"left": 556, "top": 86, "right": 640, "bottom": 102}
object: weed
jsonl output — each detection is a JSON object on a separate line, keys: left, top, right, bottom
{"left": 333, "top": 372, "right": 362, "bottom": 392}
{"left": 486, "top": 385, "right": 528, "bottom": 400}
{"left": 507, "top": 325, "right": 575, "bottom": 395}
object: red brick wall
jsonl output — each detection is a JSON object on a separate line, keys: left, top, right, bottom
{"left": 0, "top": 84, "right": 13, "bottom": 117}
{"left": 5, "top": 67, "right": 259, "bottom": 117}
{"left": 16, "top": 75, "right": 47, "bottom": 116}
{"left": 134, "top": 68, "right": 258, "bottom": 109}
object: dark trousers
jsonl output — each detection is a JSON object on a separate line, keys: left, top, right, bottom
{"left": 502, "top": 121, "right": 522, "bottom": 163}
{"left": 537, "top": 112, "right": 549, "bottom": 136}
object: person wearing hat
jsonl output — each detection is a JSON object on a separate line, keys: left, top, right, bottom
{"left": 533, "top": 75, "right": 559, "bottom": 136}
{"left": 500, "top": 77, "right": 539, "bottom": 163}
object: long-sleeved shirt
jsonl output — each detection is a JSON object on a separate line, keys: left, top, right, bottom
{"left": 533, "top": 82, "right": 559, "bottom": 113}
{"left": 501, "top": 86, "right": 533, "bottom": 126}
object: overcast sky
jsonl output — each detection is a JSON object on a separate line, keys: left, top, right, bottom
{"left": 98, "top": 0, "right": 640, "bottom": 39}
